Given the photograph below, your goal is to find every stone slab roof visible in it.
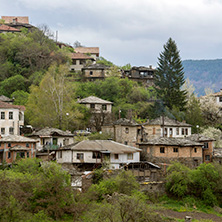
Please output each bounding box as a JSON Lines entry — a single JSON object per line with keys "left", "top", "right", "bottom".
{"left": 213, "top": 148, "right": 222, "bottom": 157}
{"left": 78, "top": 96, "right": 113, "bottom": 104}
{"left": 140, "top": 137, "right": 202, "bottom": 146}
{"left": 113, "top": 118, "right": 139, "bottom": 126}
{"left": 186, "top": 134, "right": 215, "bottom": 142}
{"left": 75, "top": 47, "right": 99, "bottom": 55}
{"left": 60, "top": 140, "right": 141, "bottom": 154}
{"left": 82, "top": 63, "right": 109, "bottom": 70}
{"left": 0, "top": 24, "right": 20, "bottom": 32}
{"left": 0, "top": 135, "right": 37, "bottom": 143}
{"left": 145, "top": 116, "right": 192, "bottom": 127}
{"left": 30, "top": 127, "right": 74, "bottom": 137}
{"left": 0, "top": 95, "right": 13, "bottom": 102}
{"left": 10, "top": 145, "right": 30, "bottom": 151}
{"left": 0, "top": 101, "right": 25, "bottom": 111}
{"left": 70, "top": 52, "right": 95, "bottom": 60}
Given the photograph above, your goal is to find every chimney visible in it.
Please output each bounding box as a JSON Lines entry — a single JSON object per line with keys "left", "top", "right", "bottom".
{"left": 149, "top": 65, "right": 152, "bottom": 69}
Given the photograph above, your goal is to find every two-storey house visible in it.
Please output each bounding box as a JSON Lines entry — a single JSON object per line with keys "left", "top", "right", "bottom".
{"left": 0, "top": 101, "right": 25, "bottom": 136}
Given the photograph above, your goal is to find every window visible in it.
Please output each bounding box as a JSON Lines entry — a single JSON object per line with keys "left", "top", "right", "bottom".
{"left": 194, "top": 148, "right": 197, "bottom": 153}
{"left": 9, "top": 127, "right": 14, "bottom": 135}
{"left": 176, "top": 128, "right": 179, "bottom": 135}
{"left": 114, "top": 154, "right": 119, "bottom": 159}
{"left": 90, "top": 71, "right": 93, "bottom": 75}
{"left": 8, "top": 152, "right": 11, "bottom": 159}
{"left": 124, "top": 141, "right": 128, "bottom": 145}
{"left": 26, "top": 143, "right": 29, "bottom": 148}
{"left": 204, "top": 142, "right": 208, "bottom": 149}
{"left": 205, "top": 155, "right": 210, "bottom": 161}
{"left": 77, "top": 153, "right": 84, "bottom": 160}
{"left": 27, "top": 152, "right": 29, "bottom": 158}
{"left": 182, "top": 128, "right": 185, "bottom": 135}
{"left": 173, "top": 148, "right": 178, "bottom": 153}
{"left": 93, "top": 152, "right": 101, "bottom": 159}
{"left": 164, "top": 128, "right": 167, "bottom": 136}
{"left": 1, "top": 112, "right": 5, "bottom": 119}
{"left": 220, "top": 97, "right": 222, "bottom": 102}
{"left": 160, "top": 147, "right": 165, "bottom": 153}
{"left": 8, "top": 143, "right": 11, "bottom": 148}
{"left": 1, "top": 128, "right": 5, "bottom": 135}
{"left": 80, "top": 60, "right": 85, "bottom": 65}
{"left": 153, "top": 128, "right": 156, "bottom": 135}
{"left": 72, "top": 59, "right": 76, "bottom": 65}
{"left": 127, "top": 153, "right": 133, "bottom": 160}
{"left": 169, "top": 128, "right": 173, "bottom": 136}
{"left": 102, "top": 104, "right": 107, "bottom": 110}
{"left": 90, "top": 104, "right": 95, "bottom": 109}
{"left": 185, "top": 128, "right": 188, "bottom": 135}
{"left": 9, "top": 112, "right": 13, "bottom": 120}
{"left": 59, "top": 151, "right": 62, "bottom": 159}
{"left": 125, "top": 128, "right": 129, "bottom": 134}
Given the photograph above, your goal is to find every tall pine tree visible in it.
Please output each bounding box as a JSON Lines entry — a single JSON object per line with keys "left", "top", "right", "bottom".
{"left": 155, "top": 38, "right": 187, "bottom": 110}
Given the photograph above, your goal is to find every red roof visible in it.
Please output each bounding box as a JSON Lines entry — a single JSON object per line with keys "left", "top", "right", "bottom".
{"left": 70, "top": 52, "right": 95, "bottom": 60}
{"left": 0, "top": 24, "right": 20, "bottom": 32}
{"left": 0, "top": 101, "right": 25, "bottom": 111}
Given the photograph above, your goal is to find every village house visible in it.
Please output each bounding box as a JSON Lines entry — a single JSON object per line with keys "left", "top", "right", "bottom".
{"left": 142, "top": 116, "right": 192, "bottom": 140}
{"left": 138, "top": 137, "right": 203, "bottom": 168}
{"left": 0, "top": 95, "right": 14, "bottom": 104}
{"left": 82, "top": 63, "right": 110, "bottom": 81}
{"left": 0, "top": 135, "right": 37, "bottom": 165}
{"left": 69, "top": 52, "right": 95, "bottom": 72}
{"left": 74, "top": 47, "right": 99, "bottom": 60}
{"left": 78, "top": 96, "right": 113, "bottom": 131}
{"left": 78, "top": 96, "right": 113, "bottom": 114}
{"left": 56, "top": 140, "right": 141, "bottom": 170}
{"left": 1, "top": 16, "right": 35, "bottom": 31}
{"left": 122, "top": 66, "right": 155, "bottom": 86}
{"left": 213, "top": 148, "right": 222, "bottom": 164}
{"left": 28, "top": 127, "right": 74, "bottom": 151}
{"left": 0, "top": 101, "right": 25, "bottom": 136}
{"left": 187, "top": 134, "right": 215, "bottom": 163}
{"left": 102, "top": 118, "right": 140, "bottom": 147}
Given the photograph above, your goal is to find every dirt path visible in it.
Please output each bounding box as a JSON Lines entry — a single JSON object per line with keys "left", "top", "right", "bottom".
{"left": 157, "top": 209, "right": 222, "bottom": 222}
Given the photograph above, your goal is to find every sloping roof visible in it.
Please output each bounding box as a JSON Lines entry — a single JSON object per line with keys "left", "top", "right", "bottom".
{"left": 78, "top": 96, "right": 113, "bottom": 104}
{"left": 0, "top": 135, "right": 37, "bottom": 143}
{"left": 131, "top": 66, "right": 155, "bottom": 71}
{"left": 145, "top": 116, "right": 192, "bottom": 127}
{"left": 140, "top": 137, "right": 202, "bottom": 146}
{"left": 0, "top": 101, "right": 25, "bottom": 111}
{"left": 213, "top": 148, "right": 222, "bottom": 158}
{"left": 60, "top": 140, "right": 141, "bottom": 154}
{"left": 1, "top": 16, "right": 29, "bottom": 24}
{"left": 75, "top": 47, "right": 99, "bottom": 55}
{"left": 113, "top": 118, "right": 139, "bottom": 126}
{"left": 30, "top": 127, "right": 74, "bottom": 137}
{"left": 70, "top": 52, "right": 95, "bottom": 60}
{"left": 10, "top": 145, "right": 30, "bottom": 151}
{"left": 187, "top": 134, "right": 215, "bottom": 142}
{"left": 82, "top": 63, "right": 110, "bottom": 70}
{"left": 0, "top": 24, "right": 20, "bottom": 32}
{"left": 0, "top": 95, "right": 13, "bottom": 102}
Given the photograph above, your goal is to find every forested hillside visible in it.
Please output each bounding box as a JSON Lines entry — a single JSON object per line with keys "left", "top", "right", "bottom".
{"left": 183, "top": 59, "right": 222, "bottom": 96}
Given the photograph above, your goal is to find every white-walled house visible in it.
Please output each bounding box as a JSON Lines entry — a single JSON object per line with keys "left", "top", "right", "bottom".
{"left": 28, "top": 127, "right": 74, "bottom": 151}
{"left": 56, "top": 140, "right": 141, "bottom": 169}
{"left": 0, "top": 101, "right": 25, "bottom": 136}
{"left": 143, "top": 116, "right": 192, "bottom": 139}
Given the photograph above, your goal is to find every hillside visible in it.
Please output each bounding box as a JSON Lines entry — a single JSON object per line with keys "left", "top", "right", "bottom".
{"left": 182, "top": 59, "right": 222, "bottom": 96}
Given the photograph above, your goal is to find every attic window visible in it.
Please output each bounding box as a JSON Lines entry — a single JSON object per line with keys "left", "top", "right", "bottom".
{"left": 114, "top": 154, "right": 119, "bottom": 159}
{"left": 176, "top": 128, "right": 179, "bottom": 135}
{"left": 102, "top": 104, "right": 107, "bottom": 110}
{"left": 173, "top": 148, "right": 178, "bottom": 153}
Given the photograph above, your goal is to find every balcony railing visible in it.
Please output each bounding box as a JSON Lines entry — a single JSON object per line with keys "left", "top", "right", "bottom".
{"left": 43, "top": 144, "right": 60, "bottom": 151}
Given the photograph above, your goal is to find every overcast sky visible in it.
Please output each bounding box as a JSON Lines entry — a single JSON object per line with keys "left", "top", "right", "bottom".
{"left": 1, "top": 0, "right": 222, "bottom": 67}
